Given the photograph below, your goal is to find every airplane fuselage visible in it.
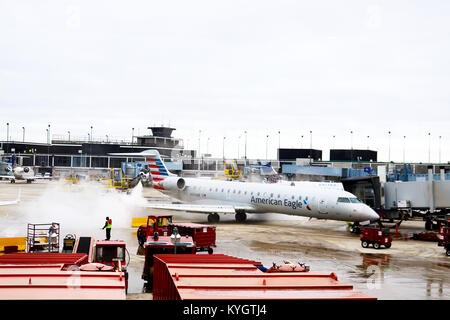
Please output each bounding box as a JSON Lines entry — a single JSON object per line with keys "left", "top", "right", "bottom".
{"left": 160, "top": 177, "right": 378, "bottom": 222}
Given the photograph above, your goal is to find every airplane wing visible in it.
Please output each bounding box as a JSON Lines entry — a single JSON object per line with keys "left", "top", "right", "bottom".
{"left": 0, "top": 175, "right": 14, "bottom": 180}
{"left": 0, "top": 189, "right": 21, "bottom": 206}
{"left": 145, "top": 202, "right": 256, "bottom": 214}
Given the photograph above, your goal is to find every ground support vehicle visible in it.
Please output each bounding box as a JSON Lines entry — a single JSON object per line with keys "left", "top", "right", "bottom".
{"left": 360, "top": 227, "right": 392, "bottom": 249}
{"left": 137, "top": 214, "right": 216, "bottom": 253}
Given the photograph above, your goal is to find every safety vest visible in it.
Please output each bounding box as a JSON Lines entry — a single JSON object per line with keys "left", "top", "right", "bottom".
{"left": 106, "top": 219, "right": 112, "bottom": 229}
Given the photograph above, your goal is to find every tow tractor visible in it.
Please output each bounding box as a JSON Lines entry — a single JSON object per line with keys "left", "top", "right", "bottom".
{"left": 61, "top": 233, "right": 130, "bottom": 291}
{"left": 360, "top": 226, "right": 392, "bottom": 249}
{"left": 137, "top": 214, "right": 216, "bottom": 254}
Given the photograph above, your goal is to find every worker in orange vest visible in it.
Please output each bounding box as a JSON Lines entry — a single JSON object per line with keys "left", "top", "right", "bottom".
{"left": 102, "top": 217, "right": 112, "bottom": 240}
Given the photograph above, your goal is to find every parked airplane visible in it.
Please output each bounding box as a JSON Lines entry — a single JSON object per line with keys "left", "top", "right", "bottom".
{"left": 110, "top": 150, "right": 379, "bottom": 224}
{"left": 0, "top": 166, "right": 51, "bottom": 183}
{"left": 0, "top": 189, "right": 20, "bottom": 206}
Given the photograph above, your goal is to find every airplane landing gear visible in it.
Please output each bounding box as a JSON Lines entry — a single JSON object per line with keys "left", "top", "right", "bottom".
{"left": 349, "top": 222, "right": 361, "bottom": 234}
{"left": 10, "top": 179, "right": 15, "bottom": 184}
{"left": 235, "top": 211, "right": 247, "bottom": 223}
{"left": 207, "top": 213, "right": 220, "bottom": 223}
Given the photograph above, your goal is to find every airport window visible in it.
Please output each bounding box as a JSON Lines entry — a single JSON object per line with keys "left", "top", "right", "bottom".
{"left": 350, "top": 198, "right": 361, "bottom": 203}
{"left": 337, "top": 197, "right": 351, "bottom": 203}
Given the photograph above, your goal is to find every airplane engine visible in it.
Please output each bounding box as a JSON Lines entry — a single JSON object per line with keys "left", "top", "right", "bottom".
{"left": 23, "top": 167, "right": 30, "bottom": 173}
{"left": 159, "top": 177, "right": 186, "bottom": 191}
{"left": 5, "top": 166, "right": 12, "bottom": 172}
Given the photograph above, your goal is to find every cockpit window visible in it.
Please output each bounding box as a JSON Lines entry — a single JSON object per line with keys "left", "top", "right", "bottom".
{"left": 337, "top": 197, "right": 350, "bottom": 203}
{"left": 349, "top": 198, "right": 361, "bottom": 203}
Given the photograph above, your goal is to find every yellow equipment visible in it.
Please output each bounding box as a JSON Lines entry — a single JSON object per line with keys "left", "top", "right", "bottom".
{"left": 106, "top": 168, "right": 130, "bottom": 191}
{"left": 213, "top": 160, "right": 242, "bottom": 180}
{"left": 224, "top": 160, "right": 241, "bottom": 178}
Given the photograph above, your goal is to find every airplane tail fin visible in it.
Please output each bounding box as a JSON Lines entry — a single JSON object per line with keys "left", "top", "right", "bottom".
{"left": 108, "top": 149, "right": 176, "bottom": 186}
{"left": 143, "top": 150, "right": 176, "bottom": 183}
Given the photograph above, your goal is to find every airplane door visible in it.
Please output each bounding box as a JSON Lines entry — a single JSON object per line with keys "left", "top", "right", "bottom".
{"left": 319, "top": 199, "right": 328, "bottom": 213}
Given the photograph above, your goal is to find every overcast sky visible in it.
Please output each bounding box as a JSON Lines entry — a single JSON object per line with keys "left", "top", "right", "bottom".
{"left": 1, "top": 1, "right": 449, "bottom": 162}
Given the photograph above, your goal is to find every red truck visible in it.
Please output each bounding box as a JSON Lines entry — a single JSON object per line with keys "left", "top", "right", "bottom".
{"left": 142, "top": 234, "right": 196, "bottom": 285}
{"left": 137, "top": 214, "right": 216, "bottom": 254}
{"left": 360, "top": 227, "right": 392, "bottom": 249}
{"left": 92, "top": 240, "right": 129, "bottom": 291}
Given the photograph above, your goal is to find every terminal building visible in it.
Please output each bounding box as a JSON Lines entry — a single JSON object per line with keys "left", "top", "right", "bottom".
{"left": 0, "top": 126, "right": 194, "bottom": 176}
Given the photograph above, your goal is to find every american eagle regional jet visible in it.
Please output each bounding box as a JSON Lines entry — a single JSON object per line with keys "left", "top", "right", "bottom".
{"left": 111, "top": 150, "right": 379, "bottom": 224}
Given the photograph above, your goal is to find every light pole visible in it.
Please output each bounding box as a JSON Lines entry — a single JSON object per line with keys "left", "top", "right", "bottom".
{"left": 244, "top": 131, "right": 247, "bottom": 160}
{"left": 106, "top": 135, "right": 109, "bottom": 143}
{"left": 266, "top": 135, "right": 269, "bottom": 160}
{"left": 350, "top": 131, "right": 353, "bottom": 150}
{"left": 367, "top": 136, "right": 370, "bottom": 150}
{"left": 90, "top": 126, "right": 93, "bottom": 142}
{"left": 198, "top": 130, "right": 202, "bottom": 171}
{"left": 6, "top": 123, "right": 9, "bottom": 142}
{"left": 439, "top": 135, "right": 442, "bottom": 163}
{"left": 403, "top": 135, "right": 406, "bottom": 163}
{"left": 388, "top": 131, "right": 391, "bottom": 163}
{"left": 132, "top": 128, "right": 134, "bottom": 144}
{"left": 278, "top": 130, "right": 281, "bottom": 150}
{"left": 238, "top": 135, "right": 241, "bottom": 159}
{"left": 222, "top": 137, "right": 226, "bottom": 160}
{"left": 47, "top": 124, "right": 51, "bottom": 144}
{"left": 22, "top": 127, "right": 25, "bottom": 142}
{"left": 309, "top": 131, "right": 312, "bottom": 149}
{"left": 46, "top": 128, "right": 49, "bottom": 144}
{"left": 300, "top": 135, "right": 304, "bottom": 148}
{"left": 68, "top": 131, "right": 70, "bottom": 141}
{"left": 428, "top": 132, "right": 431, "bottom": 163}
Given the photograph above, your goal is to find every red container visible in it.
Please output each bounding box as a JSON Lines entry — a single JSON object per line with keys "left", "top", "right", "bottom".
{"left": 0, "top": 253, "right": 88, "bottom": 266}
{"left": 152, "top": 254, "right": 376, "bottom": 300}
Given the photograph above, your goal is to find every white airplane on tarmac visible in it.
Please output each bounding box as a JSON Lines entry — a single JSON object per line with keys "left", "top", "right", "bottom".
{"left": 110, "top": 150, "right": 379, "bottom": 225}
{"left": 0, "top": 165, "right": 51, "bottom": 184}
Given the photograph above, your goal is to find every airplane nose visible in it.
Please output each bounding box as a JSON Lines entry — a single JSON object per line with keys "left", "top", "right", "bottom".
{"left": 365, "top": 207, "right": 379, "bottom": 221}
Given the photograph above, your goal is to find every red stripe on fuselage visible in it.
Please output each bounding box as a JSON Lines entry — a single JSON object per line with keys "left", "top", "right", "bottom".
{"left": 154, "top": 185, "right": 165, "bottom": 190}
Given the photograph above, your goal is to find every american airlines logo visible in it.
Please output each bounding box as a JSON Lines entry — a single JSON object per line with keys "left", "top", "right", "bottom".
{"left": 250, "top": 196, "right": 304, "bottom": 210}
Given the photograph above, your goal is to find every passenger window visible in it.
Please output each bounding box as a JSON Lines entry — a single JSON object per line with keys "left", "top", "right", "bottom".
{"left": 270, "top": 193, "right": 273, "bottom": 197}
{"left": 277, "top": 194, "right": 280, "bottom": 198}
{"left": 233, "top": 190, "right": 236, "bottom": 193}
{"left": 238, "top": 190, "right": 241, "bottom": 194}
{"left": 257, "top": 192, "right": 260, "bottom": 196}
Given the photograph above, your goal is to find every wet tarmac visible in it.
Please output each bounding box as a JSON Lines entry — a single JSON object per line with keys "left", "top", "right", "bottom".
{"left": 1, "top": 180, "right": 449, "bottom": 300}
